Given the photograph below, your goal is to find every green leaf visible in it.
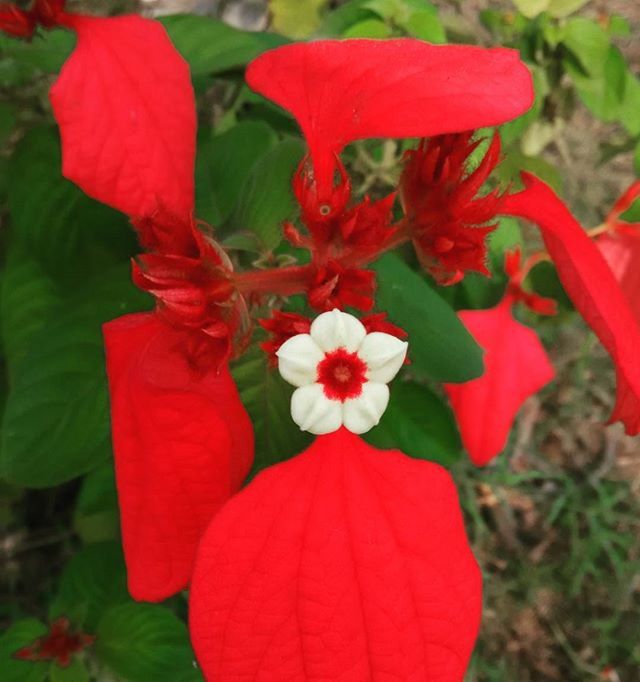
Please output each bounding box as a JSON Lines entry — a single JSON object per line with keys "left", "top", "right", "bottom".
{"left": 317, "top": 0, "right": 377, "bottom": 36}
{"left": 570, "top": 46, "right": 627, "bottom": 122}
{"left": 96, "top": 604, "right": 200, "bottom": 682}
{"left": 270, "top": 0, "right": 329, "bottom": 38}
{"left": 547, "top": 0, "right": 590, "bottom": 18}
{"left": 0, "top": 101, "right": 15, "bottom": 147}
{"left": 196, "top": 122, "right": 278, "bottom": 226}
{"left": 0, "top": 618, "right": 48, "bottom": 682}
{"left": 402, "top": 9, "right": 446, "bottom": 43}
{"left": 160, "top": 14, "right": 287, "bottom": 77}
{"left": 342, "top": 18, "right": 391, "bottom": 38}
{"left": 0, "top": 28, "right": 74, "bottom": 74}
{"left": 561, "top": 17, "right": 610, "bottom": 77}
{"left": 1, "top": 242, "right": 60, "bottom": 375}
{"left": 366, "top": 381, "right": 462, "bottom": 465}
{"left": 227, "top": 138, "right": 304, "bottom": 251}
{"left": 49, "top": 659, "right": 90, "bottom": 682}
{"left": 231, "top": 346, "right": 311, "bottom": 474}
{"left": 372, "top": 254, "right": 484, "bottom": 383}
{"left": 490, "top": 217, "right": 523, "bottom": 259}
{"left": 511, "top": 0, "right": 550, "bottom": 19}
{"left": 7, "top": 128, "right": 136, "bottom": 283}
{"left": 50, "top": 542, "right": 129, "bottom": 632}
{"left": 0, "top": 268, "right": 151, "bottom": 487}
{"left": 73, "top": 462, "right": 119, "bottom": 544}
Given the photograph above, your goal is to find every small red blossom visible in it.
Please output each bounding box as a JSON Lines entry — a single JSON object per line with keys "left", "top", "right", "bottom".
{"left": 308, "top": 261, "right": 376, "bottom": 312}
{"left": 259, "top": 311, "right": 311, "bottom": 364}
{"left": 132, "top": 226, "right": 249, "bottom": 369}
{"left": 504, "top": 249, "right": 557, "bottom": 315}
{"left": 401, "top": 132, "right": 502, "bottom": 285}
{"left": 14, "top": 617, "right": 94, "bottom": 668}
{"left": 317, "top": 347, "right": 368, "bottom": 401}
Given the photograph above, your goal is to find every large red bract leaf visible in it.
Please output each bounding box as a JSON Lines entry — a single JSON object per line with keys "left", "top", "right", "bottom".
{"left": 190, "top": 428, "right": 481, "bottom": 681}
{"left": 50, "top": 15, "right": 196, "bottom": 245}
{"left": 503, "top": 174, "right": 640, "bottom": 434}
{"left": 246, "top": 39, "right": 533, "bottom": 199}
{"left": 103, "top": 312, "right": 254, "bottom": 602}
{"left": 444, "top": 300, "right": 555, "bottom": 466}
{"left": 598, "top": 231, "right": 640, "bottom": 322}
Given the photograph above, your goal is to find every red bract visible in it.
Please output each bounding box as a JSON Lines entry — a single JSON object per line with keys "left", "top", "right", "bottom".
{"left": 597, "top": 181, "right": 640, "bottom": 322}
{"left": 50, "top": 14, "right": 197, "bottom": 247}
{"left": 103, "top": 313, "right": 254, "bottom": 602}
{"left": 503, "top": 174, "right": 640, "bottom": 435}
{"left": 190, "top": 428, "right": 481, "bottom": 681}
{"left": 445, "top": 298, "right": 555, "bottom": 466}
{"left": 246, "top": 39, "right": 533, "bottom": 203}
{"left": 14, "top": 617, "right": 94, "bottom": 668}
{"left": 504, "top": 249, "right": 558, "bottom": 316}
{"left": 401, "top": 133, "right": 502, "bottom": 285}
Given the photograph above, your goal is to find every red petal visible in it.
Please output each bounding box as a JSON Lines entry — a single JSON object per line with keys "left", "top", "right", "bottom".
{"left": 445, "top": 299, "right": 555, "bottom": 466}
{"left": 503, "top": 174, "right": 640, "bottom": 435}
{"left": 50, "top": 15, "right": 196, "bottom": 230}
{"left": 103, "top": 313, "right": 254, "bottom": 602}
{"left": 598, "top": 231, "right": 640, "bottom": 322}
{"left": 190, "top": 428, "right": 481, "bottom": 680}
{"left": 246, "top": 40, "right": 533, "bottom": 198}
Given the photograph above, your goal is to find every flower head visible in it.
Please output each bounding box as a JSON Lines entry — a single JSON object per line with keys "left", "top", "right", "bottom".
{"left": 277, "top": 309, "right": 407, "bottom": 434}
{"left": 401, "top": 132, "right": 502, "bottom": 285}
{"left": 14, "top": 618, "right": 94, "bottom": 668}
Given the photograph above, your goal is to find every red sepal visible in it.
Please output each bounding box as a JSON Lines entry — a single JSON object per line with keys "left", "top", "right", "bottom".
{"left": 259, "top": 311, "right": 312, "bottom": 365}
{"left": 50, "top": 15, "right": 196, "bottom": 234}
{"left": 14, "top": 617, "right": 94, "bottom": 668}
{"left": 190, "top": 428, "right": 481, "bottom": 680}
{"left": 445, "top": 299, "right": 555, "bottom": 466}
{"left": 247, "top": 40, "right": 533, "bottom": 200}
{"left": 308, "top": 262, "right": 375, "bottom": 312}
{"left": 503, "top": 174, "right": 640, "bottom": 435}
{"left": 103, "top": 312, "right": 254, "bottom": 602}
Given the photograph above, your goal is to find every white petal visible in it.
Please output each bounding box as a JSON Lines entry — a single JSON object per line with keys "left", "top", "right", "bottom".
{"left": 277, "top": 334, "right": 324, "bottom": 387}
{"left": 309, "top": 309, "right": 366, "bottom": 353}
{"left": 343, "top": 382, "right": 389, "bottom": 434}
{"left": 291, "top": 384, "right": 343, "bottom": 435}
{"left": 359, "top": 332, "right": 408, "bottom": 384}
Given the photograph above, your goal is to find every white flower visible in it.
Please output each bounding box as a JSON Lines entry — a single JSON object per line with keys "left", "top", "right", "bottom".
{"left": 277, "top": 309, "right": 408, "bottom": 435}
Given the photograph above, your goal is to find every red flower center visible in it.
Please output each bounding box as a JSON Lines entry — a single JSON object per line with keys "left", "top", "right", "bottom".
{"left": 317, "top": 348, "right": 367, "bottom": 401}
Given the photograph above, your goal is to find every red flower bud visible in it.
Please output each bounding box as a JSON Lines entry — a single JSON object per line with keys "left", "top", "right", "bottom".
{"left": 401, "top": 132, "right": 502, "bottom": 285}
